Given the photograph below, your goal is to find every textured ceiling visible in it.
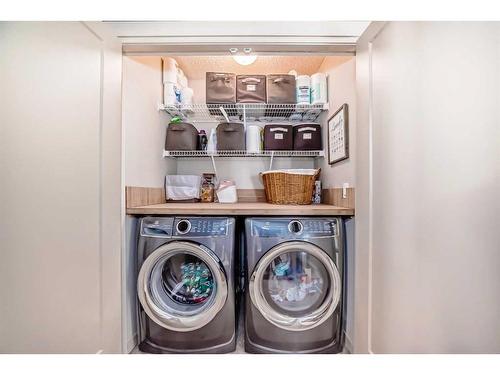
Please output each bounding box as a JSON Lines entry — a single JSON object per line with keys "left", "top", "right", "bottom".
{"left": 173, "top": 55, "right": 330, "bottom": 79}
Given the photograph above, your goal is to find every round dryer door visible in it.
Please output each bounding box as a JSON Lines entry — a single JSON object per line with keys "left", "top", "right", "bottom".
{"left": 249, "top": 241, "right": 341, "bottom": 331}
{"left": 137, "top": 241, "right": 228, "bottom": 332}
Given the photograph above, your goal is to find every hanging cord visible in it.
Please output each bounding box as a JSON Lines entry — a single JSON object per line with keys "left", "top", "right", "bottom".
{"left": 210, "top": 154, "right": 218, "bottom": 186}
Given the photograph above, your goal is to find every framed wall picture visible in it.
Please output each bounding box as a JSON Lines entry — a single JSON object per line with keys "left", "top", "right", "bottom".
{"left": 327, "top": 103, "right": 349, "bottom": 165}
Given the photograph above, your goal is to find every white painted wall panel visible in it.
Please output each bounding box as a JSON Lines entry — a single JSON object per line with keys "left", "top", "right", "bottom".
{"left": 368, "top": 22, "right": 500, "bottom": 353}
{"left": 177, "top": 157, "right": 314, "bottom": 189}
{"left": 123, "top": 56, "right": 176, "bottom": 187}
{"left": 315, "top": 57, "right": 357, "bottom": 188}
{"left": 0, "top": 22, "right": 103, "bottom": 353}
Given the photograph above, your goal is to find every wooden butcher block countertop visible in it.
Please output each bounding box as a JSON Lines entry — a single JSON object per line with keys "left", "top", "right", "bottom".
{"left": 126, "top": 202, "right": 354, "bottom": 216}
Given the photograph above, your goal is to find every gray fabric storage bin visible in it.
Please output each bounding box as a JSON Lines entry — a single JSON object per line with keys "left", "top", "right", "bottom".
{"left": 266, "top": 74, "right": 296, "bottom": 104}
{"left": 237, "top": 75, "right": 266, "bottom": 103}
{"left": 165, "top": 122, "right": 198, "bottom": 151}
{"left": 206, "top": 72, "right": 237, "bottom": 116}
{"left": 216, "top": 122, "right": 245, "bottom": 150}
{"left": 206, "top": 72, "right": 236, "bottom": 103}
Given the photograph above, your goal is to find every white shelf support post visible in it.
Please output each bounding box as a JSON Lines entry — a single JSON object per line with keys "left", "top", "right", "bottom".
{"left": 210, "top": 154, "right": 218, "bottom": 180}
{"left": 269, "top": 151, "right": 275, "bottom": 170}
{"left": 243, "top": 104, "right": 247, "bottom": 129}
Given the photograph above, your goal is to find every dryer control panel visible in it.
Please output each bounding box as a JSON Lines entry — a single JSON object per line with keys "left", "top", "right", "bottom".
{"left": 250, "top": 218, "right": 338, "bottom": 238}
{"left": 174, "top": 218, "right": 228, "bottom": 236}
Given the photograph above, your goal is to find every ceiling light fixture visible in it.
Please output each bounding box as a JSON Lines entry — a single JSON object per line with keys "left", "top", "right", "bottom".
{"left": 233, "top": 55, "right": 257, "bottom": 66}
{"left": 231, "top": 47, "right": 257, "bottom": 66}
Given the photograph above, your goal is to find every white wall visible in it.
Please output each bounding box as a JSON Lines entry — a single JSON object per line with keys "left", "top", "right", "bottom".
{"left": 177, "top": 157, "right": 314, "bottom": 189}
{"left": 0, "top": 22, "right": 123, "bottom": 353}
{"left": 315, "top": 57, "right": 357, "bottom": 189}
{"left": 177, "top": 77, "right": 315, "bottom": 189}
{"left": 357, "top": 22, "right": 500, "bottom": 353}
{"left": 123, "top": 56, "right": 176, "bottom": 187}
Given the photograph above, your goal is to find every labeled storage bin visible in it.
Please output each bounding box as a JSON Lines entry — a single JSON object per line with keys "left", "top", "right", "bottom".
{"left": 165, "top": 122, "right": 198, "bottom": 151}
{"left": 264, "top": 124, "right": 293, "bottom": 150}
{"left": 206, "top": 72, "right": 237, "bottom": 116}
{"left": 266, "top": 74, "right": 296, "bottom": 104}
{"left": 165, "top": 175, "right": 201, "bottom": 202}
{"left": 260, "top": 169, "right": 321, "bottom": 205}
{"left": 293, "top": 123, "right": 322, "bottom": 150}
{"left": 216, "top": 122, "right": 245, "bottom": 150}
{"left": 237, "top": 75, "right": 266, "bottom": 103}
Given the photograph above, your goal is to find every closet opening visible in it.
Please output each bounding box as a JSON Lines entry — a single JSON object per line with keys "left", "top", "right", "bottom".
{"left": 122, "top": 50, "right": 357, "bottom": 354}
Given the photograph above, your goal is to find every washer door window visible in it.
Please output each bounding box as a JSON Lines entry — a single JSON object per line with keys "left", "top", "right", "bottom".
{"left": 138, "top": 241, "right": 228, "bottom": 332}
{"left": 249, "top": 241, "right": 341, "bottom": 331}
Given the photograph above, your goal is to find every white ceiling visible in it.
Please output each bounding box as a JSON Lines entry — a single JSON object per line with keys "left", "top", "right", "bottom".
{"left": 174, "top": 55, "right": 352, "bottom": 79}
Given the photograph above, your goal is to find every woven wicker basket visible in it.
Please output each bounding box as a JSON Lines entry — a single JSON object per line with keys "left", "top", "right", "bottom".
{"left": 260, "top": 169, "right": 321, "bottom": 205}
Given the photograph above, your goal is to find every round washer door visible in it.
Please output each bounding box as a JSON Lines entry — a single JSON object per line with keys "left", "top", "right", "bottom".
{"left": 137, "top": 241, "right": 228, "bottom": 332}
{"left": 249, "top": 241, "right": 341, "bottom": 331}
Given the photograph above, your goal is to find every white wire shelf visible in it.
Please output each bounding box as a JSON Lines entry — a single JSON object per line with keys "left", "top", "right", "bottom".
{"left": 158, "top": 103, "right": 329, "bottom": 123}
{"left": 163, "top": 150, "right": 325, "bottom": 158}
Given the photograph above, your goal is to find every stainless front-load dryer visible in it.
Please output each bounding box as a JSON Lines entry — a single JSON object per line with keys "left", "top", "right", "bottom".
{"left": 244, "top": 217, "right": 345, "bottom": 353}
{"left": 137, "top": 216, "right": 236, "bottom": 353}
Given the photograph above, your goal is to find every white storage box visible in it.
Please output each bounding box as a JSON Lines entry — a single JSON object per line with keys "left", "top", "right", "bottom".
{"left": 165, "top": 175, "right": 201, "bottom": 201}
{"left": 216, "top": 180, "right": 238, "bottom": 203}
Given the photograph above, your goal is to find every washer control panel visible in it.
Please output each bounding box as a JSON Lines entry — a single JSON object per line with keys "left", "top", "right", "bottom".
{"left": 303, "top": 219, "right": 337, "bottom": 236}
{"left": 251, "top": 218, "right": 337, "bottom": 237}
{"left": 173, "top": 218, "right": 228, "bottom": 236}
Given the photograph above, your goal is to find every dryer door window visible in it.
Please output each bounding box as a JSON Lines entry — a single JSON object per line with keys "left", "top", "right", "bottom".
{"left": 249, "top": 241, "right": 341, "bottom": 331}
{"left": 137, "top": 241, "right": 228, "bottom": 332}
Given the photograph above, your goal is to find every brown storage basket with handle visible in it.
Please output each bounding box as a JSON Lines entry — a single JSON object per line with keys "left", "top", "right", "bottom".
{"left": 237, "top": 75, "right": 266, "bottom": 103}
{"left": 266, "top": 74, "right": 296, "bottom": 104}
{"left": 165, "top": 122, "right": 198, "bottom": 151}
{"left": 206, "top": 72, "right": 237, "bottom": 116}
{"left": 216, "top": 122, "right": 245, "bottom": 150}
{"left": 264, "top": 124, "right": 293, "bottom": 150}
{"left": 293, "top": 123, "right": 322, "bottom": 150}
{"left": 260, "top": 169, "right": 320, "bottom": 205}
{"left": 206, "top": 72, "right": 236, "bottom": 104}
